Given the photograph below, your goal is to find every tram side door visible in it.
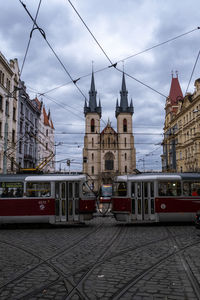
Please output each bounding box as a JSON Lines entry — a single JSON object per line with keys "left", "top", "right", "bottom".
{"left": 55, "top": 181, "right": 68, "bottom": 222}
{"left": 136, "top": 182, "right": 155, "bottom": 221}
{"left": 67, "top": 181, "right": 79, "bottom": 222}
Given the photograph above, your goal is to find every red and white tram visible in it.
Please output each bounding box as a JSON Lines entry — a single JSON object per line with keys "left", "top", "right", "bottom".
{"left": 0, "top": 174, "right": 96, "bottom": 224}
{"left": 112, "top": 173, "right": 200, "bottom": 223}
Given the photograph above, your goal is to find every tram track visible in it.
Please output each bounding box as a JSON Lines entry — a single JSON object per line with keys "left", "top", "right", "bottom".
{"left": 109, "top": 227, "right": 200, "bottom": 300}
{"left": 0, "top": 221, "right": 199, "bottom": 299}
{"left": 0, "top": 222, "right": 105, "bottom": 299}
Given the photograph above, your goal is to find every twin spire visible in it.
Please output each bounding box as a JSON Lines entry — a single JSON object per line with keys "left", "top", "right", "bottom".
{"left": 84, "top": 71, "right": 134, "bottom": 117}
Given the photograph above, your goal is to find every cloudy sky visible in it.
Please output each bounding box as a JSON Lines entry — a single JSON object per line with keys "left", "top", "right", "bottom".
{"left": 1, "top": 0, "right": 200, "bottom": 171}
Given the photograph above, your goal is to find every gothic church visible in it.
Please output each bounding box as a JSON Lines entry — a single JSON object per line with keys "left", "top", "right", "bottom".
{"left": 83, "top": 72, "right": 136, "bottom": 191}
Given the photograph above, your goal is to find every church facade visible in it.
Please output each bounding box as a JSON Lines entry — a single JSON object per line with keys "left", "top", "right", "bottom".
{"left": 83, "top": 72, "right": 136, "bottom": 191}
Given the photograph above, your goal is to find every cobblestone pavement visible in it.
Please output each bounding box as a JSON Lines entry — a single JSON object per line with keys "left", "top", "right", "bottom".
{"left": 0, "top": 217, "right": 200, "bottom": 299}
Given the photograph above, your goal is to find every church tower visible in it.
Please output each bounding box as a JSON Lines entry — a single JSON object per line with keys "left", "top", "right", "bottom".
{"left": 115, "top": 73, "right": 136, "bottom": 173}
{"left": 83, "top": 72, "right": 102, "bottom": 190}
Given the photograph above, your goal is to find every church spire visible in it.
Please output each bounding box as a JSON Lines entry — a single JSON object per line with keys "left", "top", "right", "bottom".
{"left": 115, "top": 72, "right": 134, "bottom": 117}
{"left": 84, "top": 72, "right": 102, "bottom": 117}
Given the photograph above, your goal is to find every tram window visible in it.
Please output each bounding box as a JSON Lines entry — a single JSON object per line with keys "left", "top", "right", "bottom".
{"left": 137, "top": 184, "right": 141, "bottom": 198}
{"left": 113, "top": 182, "right": 127, "bottom": 196}
{"left": 132, "top": 199, "right": 135, "bottom": 214}
{"left": 145, "top": 198, "right": 148, "bottom": 214}
{"left": 183, "top": 182, "right": 200, "bottom": 196}
{"left": 61, "top": 183, "right": 65, "bottom": 199}
{"left": 82, "top": 182, "right": 92, "bottom": 196}
{"left": 131, "top": 183, "right": 135, "bottom": 197}
{"left": 150, "top": 182, "right": 154, "bottom": 197}
{"left": 0, "top": 182, "right": 23, "bottom": 198}
{"left": 75, "top": 182, "right": 79, "bottom": 198}
{"left": 138, "top": 198, "right": 141, "bottom": 214}
{"left": 151, "top": 199, "right": 155, "bottom": 214}
{"left": 26, "top": 182, "right": 51, "bottom": 197}
{"left": 69, "top": 183, "right": 73, "bottom": 198}
{"left": 55, "top": 183, "right": 59, "bottom": 199}
{"left": 144, "top": 183, "right": 148, "bottom": 198}
{"left": 158, "top": 181, "right": 181, "bottom": 196}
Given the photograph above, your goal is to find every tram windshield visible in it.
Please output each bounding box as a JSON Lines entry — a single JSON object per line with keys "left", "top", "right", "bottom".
{"left": 82, "top": 182, "right": 93, "bottom": 196}
{"left": 0, "top": 182, "right": 23, "bottom": 198}
{"left": 113, "top": 182, "right": 127, "bottom": 196}
{"left": 158, "top": 181, "right": 181, "bottom": 196}
{"left": 26, "top": 182, "right": 51, "bottom": 197}
{"left": 100, "top": 184, "right": 112, "bottom": 199}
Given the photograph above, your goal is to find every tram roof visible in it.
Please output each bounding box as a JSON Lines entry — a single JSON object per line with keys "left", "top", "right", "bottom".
{"left": 25, "top": 174, "right": 86, "bottom": 182}
{"left": 114, "top": 173, "right": 200, "bottom": 182}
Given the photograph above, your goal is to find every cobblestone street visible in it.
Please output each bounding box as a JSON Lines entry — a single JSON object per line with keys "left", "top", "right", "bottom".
{"left": 0, "top": 217, "right": 200, "bottom": 299}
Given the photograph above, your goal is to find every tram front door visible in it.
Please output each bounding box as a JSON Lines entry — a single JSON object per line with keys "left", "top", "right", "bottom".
{"left": 132, "top": 181, "right": 155, "bottom": 221}
{"left": 55, "top": 181, "right": 79, "bottom": 222}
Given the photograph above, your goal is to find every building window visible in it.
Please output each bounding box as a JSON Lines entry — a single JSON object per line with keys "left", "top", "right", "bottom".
{"left": 5, "top": 101, "right": 9, "bottom": 116}
{"left": 21, "top": 103, "right": 24, "bottom": 114}
{"left": 91, "top": 166, "right": 94, "bottom": 174}
{"left": 92, "top": 138, "right": 94, "bottom": 147}
{"left": 92, "top": 153, "right": 94, "bottom": 160}
{"left": 11, "top": 157, "right": 14, "bottom": 171}
{"left": 0, "top": 95, "right": 2, "bottom": 110}
{"left": 19, "top": 141, "right": 22, "bottom": 154}
{"left": 13, "top": 107, "right": 16, "bottom": 121}
{"left": 108, "top": 137, "right": 110, "bottom": 148}
{"left": 105, "top": 152, "right": 114, "bottom": 171}
{"left": 123, "top": 119, "right": 127, "bottom": 132}
{"left": 124, "top": 137, "right": 127, "bottom": 147}
{"left": 20, "top": 121, "right": 23, "bottom": 134}
{"left": 91, "top": 119, "right": 95, "bottom": 132}
{"left": 46, "top": 143, "right": 48, "bottom": 150}
{"left": 125, "top": 153, "right": 127, "bottom": 160}
{"left": 46, "top": 129, "right": 48, "bottom": 136}
{"left": 125, "top": 166, "right": 127, "bottom": 173}
{"left": 12, "top": 130, "right": 15, "bottom": 143}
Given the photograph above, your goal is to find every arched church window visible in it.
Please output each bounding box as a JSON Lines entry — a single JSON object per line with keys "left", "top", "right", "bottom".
{"left": 92, "top": 153, "right": 94, "bottom": 160}
{"left": 105, "top": 152, "right": 114, "bottom": 170}
{"left": 123, "top": 119, "right": 127, "bottom": 132}
{"left": 91, "top": 119, "right": 95, "bottom": 132}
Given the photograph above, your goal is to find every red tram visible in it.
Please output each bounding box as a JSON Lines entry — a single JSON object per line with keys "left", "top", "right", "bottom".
{"left": 112, "top": 173, "right": 200, "bottom": 223}
{"left": 0, "top": 174, "right": 96, "bottom": 224}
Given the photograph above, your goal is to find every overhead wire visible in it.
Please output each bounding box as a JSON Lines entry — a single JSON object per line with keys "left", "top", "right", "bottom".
{"left": 20, "top": 0, "right": 42, "bottom": 76}
{"left": 19, "top": 0, "right": 88, "bottom": 101}
{"left": 185, "top": 49, "right": 200, "bottom": 94}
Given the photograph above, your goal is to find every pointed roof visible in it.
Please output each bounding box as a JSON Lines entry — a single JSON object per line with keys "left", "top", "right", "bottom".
{"left": 115, "top": 73, "right": 134, "bottom": 117}
{"left": 89, "top": 71, "right": 97, "bottom": 110}
{"left": 43, "top": 107, "right": 50, "bottom": 126}
{"left": 84, "top": 72, "right": 102, "bottom": 117}
{"left": 120, "top": 72, "right": 128, "bottom": 109}
{"left": 169, "top": 74, "right": 183, "bottom": 105}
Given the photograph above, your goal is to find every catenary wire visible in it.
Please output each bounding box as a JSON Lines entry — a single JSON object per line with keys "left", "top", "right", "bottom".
{"left": 20, "top": 0, "right": 42, "bottom": 76}
{"left": 19, "top": 0, "right": 88, "bottom": 101}
{"left": 185, "top": 49, "right": 200, "bottom": 94}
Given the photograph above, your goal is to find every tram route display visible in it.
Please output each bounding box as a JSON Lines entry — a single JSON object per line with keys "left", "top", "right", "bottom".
{"left": 112, "top": 173, "right": 200, "bottom": 223}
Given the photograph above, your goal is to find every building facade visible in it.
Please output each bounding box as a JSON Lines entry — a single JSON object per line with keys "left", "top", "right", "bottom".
{"left": 37, "top": 102, "right": 55, "bottom": 173}
{"left": 0, "top": 52, "right": 19, "bottom": 174}
{"left": 17, "top": 81, "right": 41, "bottom": 170}
{"left": 83, "top": 72, "right": 136, "bottom": 191}
{"left": 162, "top": 75, "right": 200, "bottom": 172}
